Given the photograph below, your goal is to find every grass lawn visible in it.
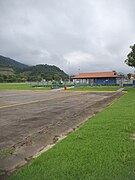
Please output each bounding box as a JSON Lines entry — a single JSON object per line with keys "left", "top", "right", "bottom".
{"left": 9, "top": 88, "right": 135, "bottom": 180}
{"left": 0, "top": 83, "right": 50, "bottom": 90}
{"left": 68, "top": 85, "right": 120, "bottom": 91}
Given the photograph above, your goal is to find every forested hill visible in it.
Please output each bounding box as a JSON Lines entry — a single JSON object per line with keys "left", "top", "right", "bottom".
{"left": 0, "top": 55, "right": 68, "bottom": 82}
{"left": 25, "top": 64, "right": 68, "bottom": 81}
{"left": 0, "top": 55, "right": 29, "bottom": 71}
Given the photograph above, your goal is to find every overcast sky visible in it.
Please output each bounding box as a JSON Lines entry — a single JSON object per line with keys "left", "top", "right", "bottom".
{"left": 0, "top": 0, "right": 135, "bottom": 74}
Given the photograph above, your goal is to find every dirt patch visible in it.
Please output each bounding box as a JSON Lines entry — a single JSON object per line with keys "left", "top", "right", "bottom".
{"left": 132, "top": 133, "right": 135, "bottom": 140}
{"left": 0, "top": 147, "right": 15, "bottom": 159}
{"left": 0, "top": 90, "right": 123, "bottom": 175}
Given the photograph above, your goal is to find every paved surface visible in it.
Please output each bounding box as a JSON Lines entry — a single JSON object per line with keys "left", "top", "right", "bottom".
{"left": 0, "top": 90, "right": 122, "bottom": 173}
{"left": 116, "top": 88, "right": 124, "bottom": 92}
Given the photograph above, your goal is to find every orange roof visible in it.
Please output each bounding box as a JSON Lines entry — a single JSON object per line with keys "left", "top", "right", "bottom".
{"left": 72, "top": 72, "right": 119, "bottom": 79}
{"left": 131, "top": 74, "right": 135, "bottom": 77}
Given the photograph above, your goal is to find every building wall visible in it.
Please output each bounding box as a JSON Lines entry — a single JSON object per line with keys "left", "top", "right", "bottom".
{"left": 95, "top": 78, "right": 116, "bottom": 85}
{"left": 75, "top": 78, "right": 117, "bottom": 85}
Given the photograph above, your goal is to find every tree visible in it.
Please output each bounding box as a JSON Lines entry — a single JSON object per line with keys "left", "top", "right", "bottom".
{"left": 125, "top": 44, "right": 135, "bottom": 67}
{"left": 127, "top": 73, "right": 132, "bottom": 80}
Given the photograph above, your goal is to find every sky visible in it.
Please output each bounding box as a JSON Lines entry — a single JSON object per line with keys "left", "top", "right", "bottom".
{"left": 0, "top": 0, "right": 135, "bottom": 75}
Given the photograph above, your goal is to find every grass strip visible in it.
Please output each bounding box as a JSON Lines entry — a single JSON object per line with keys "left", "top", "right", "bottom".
{"left": 0, "top": 83, "right": 50, "bottom": 90}
{"left": 9, "top": 88, "right": 135, "bottom": 180}
{"left": 68, "top": 86, "right": 120, "bottom": 91}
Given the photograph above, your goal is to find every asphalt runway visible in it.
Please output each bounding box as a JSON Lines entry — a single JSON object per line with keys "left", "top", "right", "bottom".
{"left": 0, "top": 90, "right": 122, "bottom": 173}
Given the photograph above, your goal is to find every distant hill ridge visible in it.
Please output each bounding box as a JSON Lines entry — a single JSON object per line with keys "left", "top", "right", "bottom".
{"left": 0, "top": 55, "right": 29, "bottom": 71}
{"left": 0, "top": 55, "right": 68, "bottom": 82}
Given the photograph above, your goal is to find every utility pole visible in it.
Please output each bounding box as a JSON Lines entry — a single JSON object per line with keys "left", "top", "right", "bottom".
{"left": 68, "top": 61, "right": 70, "bottom": 83}
{"left": 78, "top": 66, "right": 80, "bottom": 74}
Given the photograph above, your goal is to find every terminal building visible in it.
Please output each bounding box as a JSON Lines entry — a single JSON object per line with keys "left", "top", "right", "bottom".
{"left": 72, "top": 71, "right": 121, "bottom": 86}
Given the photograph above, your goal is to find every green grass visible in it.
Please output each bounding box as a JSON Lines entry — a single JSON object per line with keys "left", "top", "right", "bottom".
{"left": 9, "top": 88, "right": 135, "bottom": 180}
{"left": 0, "top": 83, "right": 50, "bottom": 90}
{"left": 68, "top": 85, "right": 120, "bottom": 91}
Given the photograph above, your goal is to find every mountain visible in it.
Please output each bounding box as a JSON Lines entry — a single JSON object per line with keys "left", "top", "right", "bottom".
{"left": 0, "top": 55, "right": 29, "bottom": 71}
{"left": 0, "top": 55, "right": 68, "bottom": 82}
{"left": 23, "top": 64, "right": 68, "bottom": 81}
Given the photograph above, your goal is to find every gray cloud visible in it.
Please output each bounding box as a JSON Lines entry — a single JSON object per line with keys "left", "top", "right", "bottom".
{"left": 0, "top": 0, "right": 135, "bottom": 74}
